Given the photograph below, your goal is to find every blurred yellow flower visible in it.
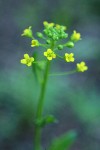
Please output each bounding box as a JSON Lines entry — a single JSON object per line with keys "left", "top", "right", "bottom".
{"left": 21, "top": 26, "right": 33, "bottom": 38}
{"left": 44, "top": 49, "right": 56, "bottom": 60}
{"left": 43, "top": 21, "right": 55, "bottom": 27}
{"left": 55, "top": 24, "right": 67, "bottom": 30}
{"left": 55, "top": 24, "right": 61, "bottom": 29}
{"left": 65, "top": 53, "right": 75, "bottom": 62}
{"left": 31, "top": 40, "right": 39, "bottom": 47}
{"left": 71, "top": 30, "right": 81, "bottom": 42}
{"left": 20, "top": 54, "right": 34, "bottom": 67}
{"left": 77, "top": 61, "right": 88, "bottom": 72}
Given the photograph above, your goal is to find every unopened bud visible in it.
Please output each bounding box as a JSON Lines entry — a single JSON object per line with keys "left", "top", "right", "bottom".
{"left": 66, "top": 41, "right": 74, "bottom": 48}
{"left": 58, "top": 45, "right": 64, "bottom": 50}
{"left": 36, "top": 32, "right": 43, "bottom": 38}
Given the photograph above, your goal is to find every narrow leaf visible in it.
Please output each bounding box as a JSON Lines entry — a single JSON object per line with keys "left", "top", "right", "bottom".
{"left": 48, "top": 130, "right": 77, "bottom": 150}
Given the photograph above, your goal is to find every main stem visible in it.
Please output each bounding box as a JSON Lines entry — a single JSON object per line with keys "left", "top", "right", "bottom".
{"left": 34, "top": 61, "right": 50, "bottom": 150}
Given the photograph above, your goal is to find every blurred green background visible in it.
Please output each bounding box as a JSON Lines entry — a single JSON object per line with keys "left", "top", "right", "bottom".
{"left": 0, "top": 0, "right": 100, "bottom": 149}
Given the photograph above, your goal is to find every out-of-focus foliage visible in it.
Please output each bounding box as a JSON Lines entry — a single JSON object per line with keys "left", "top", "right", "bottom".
{"left": 0, "top": 68, "right": 100, "bottom": 149}
{"left": 48, "top": 130, "right": 77, "bottom": 150}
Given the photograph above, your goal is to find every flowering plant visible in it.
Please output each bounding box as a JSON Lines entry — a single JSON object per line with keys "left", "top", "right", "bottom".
{"left": 20, "top": 21, "right": 88, "bottom": 150}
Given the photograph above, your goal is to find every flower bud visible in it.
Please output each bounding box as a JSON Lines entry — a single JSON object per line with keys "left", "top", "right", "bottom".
{"left": 36, "top": 32, "right": 43, "bottom": 38}
{"left": 66, "top": 41, "right": 74, "bottom": 48}
{"left": 48, "top": 33, "right": 52, "bottom": 38}
{"left": 53, "top": 35, "right": 58, "bottom": 40}
{"left": 58, "top": 45, "right": 64, "bottom": 50}
{"left": 46, "top": 40, "right": 51, "bottom": 44}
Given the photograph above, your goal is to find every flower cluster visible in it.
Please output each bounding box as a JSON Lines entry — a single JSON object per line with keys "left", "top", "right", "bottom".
{"left": 20, "top": 21, "right": 88, "bottom": 73}
{"left": 43, "top": 21, "right": 68, "bottom": 41}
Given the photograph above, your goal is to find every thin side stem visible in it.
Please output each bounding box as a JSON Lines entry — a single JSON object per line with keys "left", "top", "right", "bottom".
{"left": 49, "top": 70, "right": 77, "bottom": 76}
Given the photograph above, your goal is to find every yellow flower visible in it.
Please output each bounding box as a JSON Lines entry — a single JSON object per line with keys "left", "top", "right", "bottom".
{"left": 55, "top": 24, "right": 67, "bottom": 30}
{"left": 71, "top": 30, "right": 81, "bottom": 42}
{"left": 21, "top": 26, "right": 33, "bottom": 38}
{"left": 20, "top": 54, "right": 34, "bottom": 67}
{"left": 55, "top": 24, "right": 61, "bottom": 29}
{"left": 65, "top": 53, "right": 75, "bottom": 62}
{"left": 62, "top": 26, "right": 67, "bottom": 31}
{"left": 31, "top": 40, "right": 39, "bottom": 47}
{"left": 43, "top": 21, "right": 55, "bottom": 28}
{"left": 44, "top": 49, "right": 56, "bottom": 61}
{"left": 77, "top": 61, "right": 88, "bottom": 72}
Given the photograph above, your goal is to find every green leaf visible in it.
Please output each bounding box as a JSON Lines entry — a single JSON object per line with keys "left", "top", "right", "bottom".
{"left": 48, "top": 130, "right": 77, "bottom": 150}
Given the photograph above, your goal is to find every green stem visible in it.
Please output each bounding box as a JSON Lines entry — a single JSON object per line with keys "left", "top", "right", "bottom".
{"left": 49, "top": 70, "right": 77, "bottom": 76}
{"left": 56, "top": 53, "right": 64, "bottom": 59}
{"left": 34, "top": 61, "right": 50, "bottom": 150}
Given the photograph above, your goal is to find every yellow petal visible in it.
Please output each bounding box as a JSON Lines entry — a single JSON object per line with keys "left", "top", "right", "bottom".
{"left": 27, "top": 62, "right": 32, "bottom": 67}
{"left": 30, "top": 57, "right": 34, "bottom": 62}
{"left": 70, "top": 53, "right": 74, "bottom": 57}
{"left": 56, "top": 24, "right": 61, "bottom": 29}
{"left": 47, "top": 49, "right": 52, "bottom": 53}
{"left": 47, "top": 57, "right": 52, "bottom": 60}
{"left": 31, "top": 40, "right": 38, "bottom": 47}
{"left": 71, "top": 58, "right": 75, "bottom": 62}
{"left": 31, "top": 44, "right": 35, "bottom": 47}
{"left": 77, "top": 63, "right": 80, "bottom": 67}
{"left": 43, "top": 21, "right": 48, "bottom": 26}
{"left": 44, "top": 52, "right": 47, "bottom": 56}
{"left": 20, "top": 59, "right": 27, "bottom": 64}
{"left": 49, "top": 23, "right": 55, "bottom": 27}
{"left": 65, "top": 58, "right": 70, "bottom": 62}
{"left": 24, "top": 54, "right": 29, "bottom": 59}
{"left": 73, "top": 30, "right": 76, "bottom": 34}
{"left": 81, "top": 61, "right": 85, "bottom": 66}
{"left": 84, "top": 66, "right": 88, "bottom": 71}
{"left": 65, "top": 53, "right": 68, "bottom": 57}
{"left": 52, "top": 53, "right": 56, "bottom": 58}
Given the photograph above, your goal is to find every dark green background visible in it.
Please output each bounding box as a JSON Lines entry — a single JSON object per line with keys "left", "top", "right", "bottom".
{"left": 0, "top": 0, "right": 100, "bottom": 149}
